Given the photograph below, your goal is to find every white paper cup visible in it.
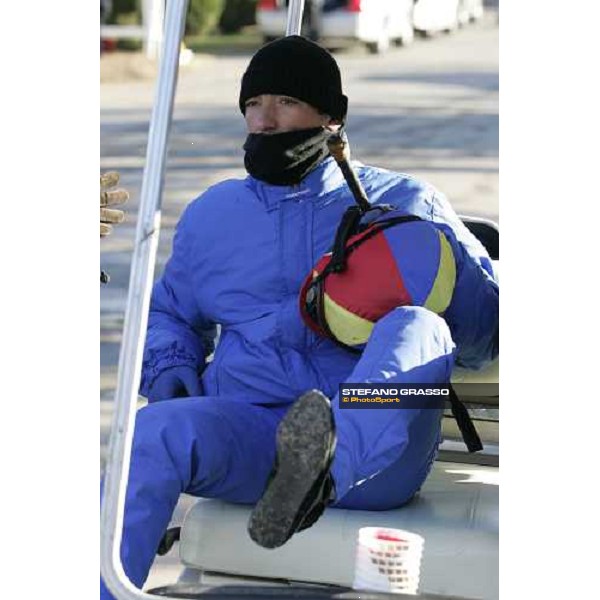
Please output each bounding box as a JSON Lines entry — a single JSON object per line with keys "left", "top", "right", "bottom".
{"left": 352, "top": 527, "right": 424, "bottom": 595}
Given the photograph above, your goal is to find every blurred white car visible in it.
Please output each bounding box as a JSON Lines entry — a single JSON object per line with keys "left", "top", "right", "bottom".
{"left": 256, "top": 0, "right": 415, "bottom": 54}
{"left": 413, "top": 0, "right": 484, "bottom": 35}
{"left": 458, "top": 0, "right": 485, "bottom": 25}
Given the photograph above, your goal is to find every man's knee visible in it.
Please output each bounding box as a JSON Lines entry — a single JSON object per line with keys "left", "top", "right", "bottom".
{"left": 358, "top": 306, "right": 455, "bottom": 381}
{"left": 134, "top": 400, "right": 185, "bottom": 448}
{"left": 371, "top": 306, "right": 455, "bottom": 355}
{"left": 132, "top": 399, "right": 219, "bottom": 462}
{"left": 375, "top": 306, "right": 452, "bottom": 343}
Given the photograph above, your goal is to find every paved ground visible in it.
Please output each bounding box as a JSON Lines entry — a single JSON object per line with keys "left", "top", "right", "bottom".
{"left": 100, "top": 9, "right": 498, "bottom": 592}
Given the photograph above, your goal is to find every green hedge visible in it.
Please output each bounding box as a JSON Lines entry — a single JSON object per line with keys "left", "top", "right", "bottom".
{"left": 186, "top": 0, "right": 226, "bottom": 36}
{"left": 219, "top": 0, "right": 258, "bottom": 34}
{"left": 111, "top": 0, "right": 137, "bottom": 12}
{"left": 106, "top": 0, "right": 138, "bottom": 23}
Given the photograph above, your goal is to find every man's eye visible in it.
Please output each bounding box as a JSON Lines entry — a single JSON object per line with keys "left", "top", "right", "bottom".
{"left": 280, "top": 97, "right": 299, "bottom": 105}
{"left": 245, "top": 100, "right": 259, "bottom": 108}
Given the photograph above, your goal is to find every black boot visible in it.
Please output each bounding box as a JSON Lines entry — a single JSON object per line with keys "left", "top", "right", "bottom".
{"left": 248, "top": 389, "right": 336, "bottom": 549}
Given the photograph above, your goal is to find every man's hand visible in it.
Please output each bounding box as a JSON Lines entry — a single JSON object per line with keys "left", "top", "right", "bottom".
{"left": 100, "top": 171, "right": 128, "bottom": 237}
{"left": 147, "top": 366, "right": 203, "bottom": 403}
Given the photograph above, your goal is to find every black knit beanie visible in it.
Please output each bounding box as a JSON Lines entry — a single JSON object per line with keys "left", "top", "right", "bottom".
{"left": 239, "top": 36, "right": 348, "bottom": 122}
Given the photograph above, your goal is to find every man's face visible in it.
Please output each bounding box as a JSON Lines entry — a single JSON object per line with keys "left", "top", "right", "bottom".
{"left": 243, "top": 94, "right": 337, "bottom": 134}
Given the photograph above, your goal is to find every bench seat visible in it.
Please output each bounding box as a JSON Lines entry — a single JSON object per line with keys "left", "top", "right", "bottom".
{"left": 179, "top": 460, "right": 498, "bottom": 600}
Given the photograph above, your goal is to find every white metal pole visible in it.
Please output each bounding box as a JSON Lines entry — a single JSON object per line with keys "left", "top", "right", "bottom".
{"left": 101, "top": 0, "right": 309, "bottom": 598}
{"left": 100, "top": 1, "right": 189, "bottom": 598}
{"left": 142, "top": 0, "right": 166, "bottom": 60}
{"left": 286, "top": 0, "right": 306, "bottom": 36}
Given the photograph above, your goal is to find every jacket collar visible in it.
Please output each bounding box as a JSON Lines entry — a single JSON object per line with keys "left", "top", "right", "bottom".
{"left": 246, "top": 157, "right": 347, "bottom": 210}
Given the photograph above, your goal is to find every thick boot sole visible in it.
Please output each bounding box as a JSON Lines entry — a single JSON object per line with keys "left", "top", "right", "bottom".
{"left": 248, "top": 390, "right": 334, "bottom": 549}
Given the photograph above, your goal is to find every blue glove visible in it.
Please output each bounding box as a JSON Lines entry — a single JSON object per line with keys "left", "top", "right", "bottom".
{"left": 147, "top": 365, "right": 202, "bottom": 403}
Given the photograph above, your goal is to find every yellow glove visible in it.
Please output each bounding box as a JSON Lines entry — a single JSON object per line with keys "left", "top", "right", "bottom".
{"left": 100, "top": 171, "right": 128, "bottom": 237}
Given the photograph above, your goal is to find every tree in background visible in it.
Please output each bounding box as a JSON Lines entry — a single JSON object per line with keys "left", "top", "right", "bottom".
{"left": 219, "top": 0, "right": 258, "bottom": 34}
{"left": 185, "top": 0, "right": 225, "bottom": 35}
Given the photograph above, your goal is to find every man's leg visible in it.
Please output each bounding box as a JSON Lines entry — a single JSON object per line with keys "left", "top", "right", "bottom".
{"left": 333, "top": 422, "right": 441, "bottom": 511}
{"left": 249, "top": 306, "right": 454, "bottom": 547}
{"left": 331, "top": 306, "right": 454, "bottom": 501}
{"left": 100, "top": 397, "right": 287, "bottom": 599}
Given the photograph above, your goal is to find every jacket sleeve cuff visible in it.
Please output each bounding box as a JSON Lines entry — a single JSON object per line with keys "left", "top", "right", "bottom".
{"left": 139, "top": 341, "right": 201, "bottom": 397}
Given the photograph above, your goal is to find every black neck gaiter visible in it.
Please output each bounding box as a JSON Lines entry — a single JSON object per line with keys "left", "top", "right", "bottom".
{"left": 243, "top": 127, "right": 331, "bottom": 186}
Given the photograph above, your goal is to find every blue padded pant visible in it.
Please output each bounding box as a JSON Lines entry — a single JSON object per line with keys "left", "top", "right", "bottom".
{"left": 100, "top": 307, "right": 455, "bottom": 599}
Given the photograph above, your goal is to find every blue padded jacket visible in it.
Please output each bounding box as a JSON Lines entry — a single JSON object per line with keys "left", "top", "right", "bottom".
{"left": 140, "top": 157, "right": 498, "bottom": 402}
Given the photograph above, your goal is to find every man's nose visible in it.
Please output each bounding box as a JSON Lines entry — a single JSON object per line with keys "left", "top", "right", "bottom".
{"left": 254, "top": 104, "right": 278, "bottom": 132}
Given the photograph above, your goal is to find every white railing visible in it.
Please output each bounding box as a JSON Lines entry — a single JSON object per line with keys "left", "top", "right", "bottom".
{"left": 100, "top": 0, "right": 165, "bottom": 60}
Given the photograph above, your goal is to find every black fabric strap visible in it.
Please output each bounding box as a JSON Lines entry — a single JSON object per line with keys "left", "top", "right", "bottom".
{"left": 345, "top": 215, "right": 423, "bottom": 254}
{"left": 448, "top": 385, "right": 483, "bottom": 453}
{"left": 329, "top": 206, "right": 363, "bottom": 272}
{"left": 329, "top": 209, "right": 422, "bottom": 274}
